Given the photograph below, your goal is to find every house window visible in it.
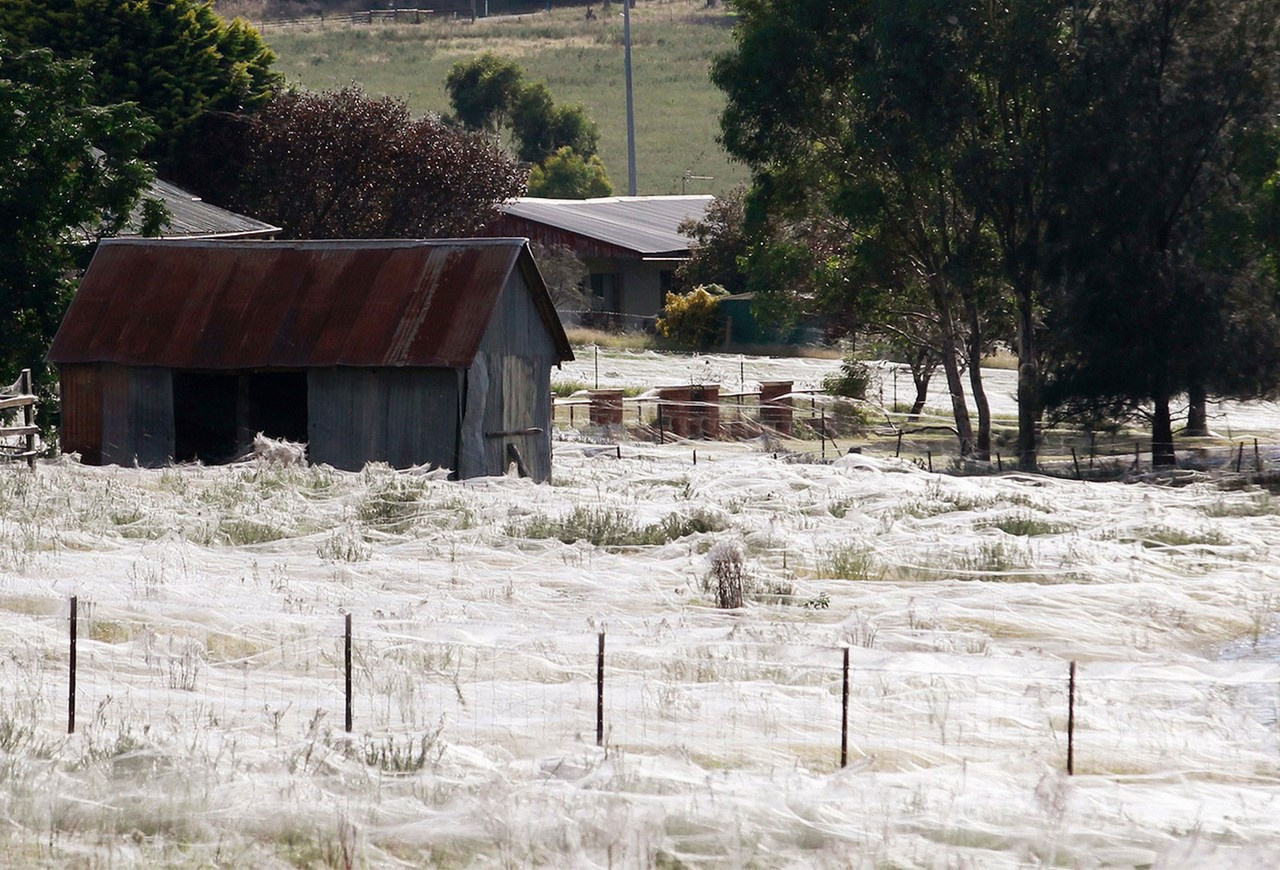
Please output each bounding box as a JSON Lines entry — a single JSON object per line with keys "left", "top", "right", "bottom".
{"left": 589, "top": 273, "right": 615, "bottom": 309}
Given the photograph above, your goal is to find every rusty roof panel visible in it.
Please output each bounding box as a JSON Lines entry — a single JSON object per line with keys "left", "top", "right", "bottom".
{"left": 49, "top": 239, "right": 572, "bottom": 369}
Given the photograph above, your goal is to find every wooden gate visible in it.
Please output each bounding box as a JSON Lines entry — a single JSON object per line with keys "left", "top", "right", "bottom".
{"left": 1, "top": 369, "right": 38, "bottom": 467}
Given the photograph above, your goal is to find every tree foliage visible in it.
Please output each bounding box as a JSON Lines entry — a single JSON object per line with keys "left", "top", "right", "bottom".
{"left": 0, "top": 42, "right": 155, "bottom": 386}
{"left": 656, "top": 285, "right": 729, "bottom": 350}
{"left": 1039, "top": 0, "right": 1280, "bottom": 463}
{"left": 447, "top": 52, "right": 609, "bottom": 197}
{"left": 444, "top": 52, "right": 524, "bottom": 134}
{"left": 530, "top": 241, "right": 589, "bottom": 309}
{"left": 527, "top": 147, "right": 612, "bottom": 198}
{"left": 714, "top": 0, "right": 1280, "bottom": 466}
{"left": 0, "top": 0, "right": 279, "bottom": 172}
{"left": 209, "top": 86, "right": 525, "bottom": 239}
{"left": 674, "top": 189, "right": 750, "bottom": 296}
{"left": 713, "top": 1, "right": 1006, "bottom": 458}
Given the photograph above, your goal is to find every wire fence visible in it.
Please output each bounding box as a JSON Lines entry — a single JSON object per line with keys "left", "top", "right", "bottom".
{"left": 250, "top": 1, "right": 594, "bottom": 31}
{"left": 553, "top": 387, "right": 1280, "bottom": 481}
{"left": 7, "top": 599, "right": 1278, "bottom": 781}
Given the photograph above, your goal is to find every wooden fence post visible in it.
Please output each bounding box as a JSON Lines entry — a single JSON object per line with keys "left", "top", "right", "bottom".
{"left": 1236, "top": 442, "right": 1244, "bottom": 473}
{"left": 20, "top": 369, "right": 34, "bottom": 468}
{"left": 68, "top": 596, "right": 77, "bottom": 734}
{"left": 1072, "top": 447, "right": 1081, "bottom": 479}
{"left": 840, "top": 646, "right": 849, "bottom": 768}
{"left": 344, "top": 613, "right": 353, "bottom": 733}
{"left": 1067, "top": 660, "right": 1077, "bottom": 775}
{"left": 596, "top": 631, "right": 605, "bottom": 747}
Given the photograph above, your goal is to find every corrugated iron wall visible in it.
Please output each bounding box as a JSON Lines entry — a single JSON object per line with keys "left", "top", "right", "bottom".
{"left": 59, "top": 364, "right": 174, "bottom": 466}
{"left": 58, "top": 364, "right": 102, "bottom": 465}
{"left": 309, "top": 367, "right": 460, "bottom": 472}
{"left": 472, "top": 270, "right": 560, "bottom": 482}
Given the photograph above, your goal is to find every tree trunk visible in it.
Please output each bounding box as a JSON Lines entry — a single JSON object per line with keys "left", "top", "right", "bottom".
{"left": 908, "top": 349, "right": 932, "bottom": 421}
{"left": 1015, "top": 281, "right": 1039, "bottom": 471}
{"left": 1151, "top": 393, "right": 1176, "bottom": 467}
{"left": 932, "top": 285, "right": 974, "bottom": 457}
{"left": 962, "top": 292, "right": 991, "bottom": 461}
{"left": 1185, "top": 385, "right": 1209, "bottom": 437}
{"left": 909, "top": 375, "right": 930, "bottom": 420}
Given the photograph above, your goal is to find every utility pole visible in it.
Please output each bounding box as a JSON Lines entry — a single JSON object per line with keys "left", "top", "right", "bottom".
{"left": 622, "top": 0, "right": 637, "bottom": 195}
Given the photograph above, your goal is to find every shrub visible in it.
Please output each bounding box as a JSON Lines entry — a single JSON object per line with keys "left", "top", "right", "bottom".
{"left": 822, "top": 354, "right": 871, "bottom": 399}
{"left": 817, "top": 543, "right": 879, "bottom": 581}
{"left": 656, "top": 284, "right": 728, "bottom": 350}
{"left": 706, "top": 541, "right": 745, "bottom": 609}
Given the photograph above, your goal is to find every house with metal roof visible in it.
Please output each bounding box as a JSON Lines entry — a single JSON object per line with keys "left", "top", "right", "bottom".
{"left": 131, "top": 178, "right": 281, "bottom": 240}
{"left": 487, "top": 195, "right": 713, "bottom": 327}
{"left": 47, "top": 238, "right": 572, "bottom": 480}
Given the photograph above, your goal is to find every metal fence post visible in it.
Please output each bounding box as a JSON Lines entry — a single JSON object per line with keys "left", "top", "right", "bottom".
{"left": 596, "top": 631, "right": 605, "bottom": 747}
{"left": 344, "top": 613, "right": 353, "bottom": 733}
{"left": 1067, "top": 660, "right": 1077, "bottom": 775}
{"left": 841, "top": 646, "right": 850, "bottom": 768}
{"left": 68, "top": 596, "right": 77, "bottom": 734}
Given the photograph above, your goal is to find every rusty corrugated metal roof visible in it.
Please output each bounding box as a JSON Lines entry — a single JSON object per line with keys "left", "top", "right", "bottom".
{"left": 48, "top": 238, "right": 573, "bottom": 369}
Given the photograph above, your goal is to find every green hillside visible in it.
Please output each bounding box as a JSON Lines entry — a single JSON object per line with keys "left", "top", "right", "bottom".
{"left": 261, "top": 0, "right": 748, "bottom": 196}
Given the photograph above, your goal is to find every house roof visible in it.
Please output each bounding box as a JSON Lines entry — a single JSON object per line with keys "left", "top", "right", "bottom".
{"left": 136, "top": 179, "right": 281, "bottom": 239}
{"left": 498, "top": 195, "right": 713, "bottom": 257}
{"left": 48, "top": 238, "right": 572, "bottom": 370}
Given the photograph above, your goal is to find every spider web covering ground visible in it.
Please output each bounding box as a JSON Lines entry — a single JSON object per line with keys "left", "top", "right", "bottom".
{"left": 1, "top": 352, "right": 1279, "bottom": 866}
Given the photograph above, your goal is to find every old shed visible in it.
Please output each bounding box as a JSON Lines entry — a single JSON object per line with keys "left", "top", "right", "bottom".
{"left": 47, "top": 238, "right": 573, "bottom": 480}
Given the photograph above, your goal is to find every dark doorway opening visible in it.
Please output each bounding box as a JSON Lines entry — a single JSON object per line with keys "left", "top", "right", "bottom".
{"left": 173, "top": 372, "right": 238, "bottom": 463}
{"left": 242, "top": 372, "right": 308, "bottom": 445}
{"left": 173, "top": 371, "right": 309, "bottom": 464}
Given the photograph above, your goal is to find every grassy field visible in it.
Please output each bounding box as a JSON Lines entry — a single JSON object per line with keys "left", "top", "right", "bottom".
{"left": 260, "top": 0, "right": 748, "bottom": 196}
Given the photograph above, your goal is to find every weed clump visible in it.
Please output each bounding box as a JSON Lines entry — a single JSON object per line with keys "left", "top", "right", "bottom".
{"left": 700, "top": 541, "right": 795, "bottom": 607}
{"left": 507, "top": 505, "right": 725, "bottom": 547}
{"left": 706, "top": 541, "right": 744, "bottom": 608}
{"left": 817, "top": 543, "right": 879, "bottom": 581}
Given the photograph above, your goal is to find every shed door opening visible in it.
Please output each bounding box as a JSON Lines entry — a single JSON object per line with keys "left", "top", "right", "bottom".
{"left": 243, "top": 372, "right": 308, "bottom": 445}
{"left": 173, "top": 373, "right": 238, "bottom": 463}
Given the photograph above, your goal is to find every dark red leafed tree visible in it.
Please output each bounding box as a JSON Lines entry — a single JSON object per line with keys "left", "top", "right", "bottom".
{"left": 224, "top": 86, "right": 525, "bottom": 239}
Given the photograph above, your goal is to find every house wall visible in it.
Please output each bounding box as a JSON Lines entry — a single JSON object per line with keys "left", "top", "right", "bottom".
{"left": 462, "top": 270, "right": 560, "bottom": 482}
{"left": 59, "top": 363, "right": 174, "bottom": 466}
{"left": 308, "top": 367, "right": 461, "bottom": 472}
{"left": 583, "top": 259, "right": 679, "bottom": 319}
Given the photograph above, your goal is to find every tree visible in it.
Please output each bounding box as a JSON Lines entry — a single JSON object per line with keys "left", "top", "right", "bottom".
{"left": 1040, "top": 0, "right": 1280, "bottom": 465}
{"left": 208, "top": 86, "right": 525, "bottom": 239}
{"left": 444, "top": 52, "right": 524, "bottom": 134}
{"left": 509, "top": 83, "right": 600, "bottom": 165}
{"left": 530, "top": 242, "right": 589, "bottom": 309}
{"left": 527, "top": 147, "right": 612, "bottom": 198}
{"left": 713, "top": 0, "right": 1007, "bottom": 459}
{"left": 0, "top": 42, "right": 156, "bottom": 388}
{"left": 674, "top": 189, "right": 750, "bottom": 296}
{"left": 447, "top": 53, "right": 610, "bottom": 198}
{"left": 0, "top": 0, "right": 279, "bottom": 173}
